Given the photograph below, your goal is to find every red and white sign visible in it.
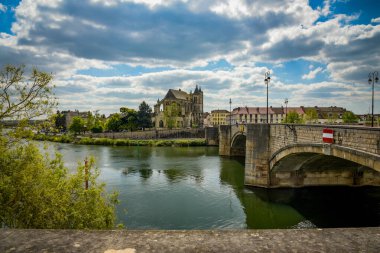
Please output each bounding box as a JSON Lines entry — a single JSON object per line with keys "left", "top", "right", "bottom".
{"left": 323, "top": 128, "right": 334, "bottom": 143}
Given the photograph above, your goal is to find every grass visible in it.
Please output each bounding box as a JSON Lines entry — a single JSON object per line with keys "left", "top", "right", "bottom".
{"left": 32, "top": 134, "right": 207, "bottom": 147}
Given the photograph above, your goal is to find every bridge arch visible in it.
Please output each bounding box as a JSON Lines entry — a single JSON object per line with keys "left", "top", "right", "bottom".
{"left": 230, "top": 132, "right": 246, "bottom": 157}
{"left": 269, "top": 144, "right": 380, "bottom": 172}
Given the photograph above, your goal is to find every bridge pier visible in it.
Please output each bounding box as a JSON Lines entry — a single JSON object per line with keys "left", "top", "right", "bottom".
{"left": 219, "top": 125, "right": 232, "bottom": 156}
{"left": 245, "top": 124, "right": 271, "bottom": 187}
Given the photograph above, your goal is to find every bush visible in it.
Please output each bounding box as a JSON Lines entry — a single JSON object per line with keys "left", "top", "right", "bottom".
{"left": 0, "top": 142, "right": 119, "bottom": 229}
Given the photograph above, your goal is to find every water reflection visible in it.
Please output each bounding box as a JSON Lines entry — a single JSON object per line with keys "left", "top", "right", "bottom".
{"left": 41, "top": 142, "right": 380, "bottom": 229}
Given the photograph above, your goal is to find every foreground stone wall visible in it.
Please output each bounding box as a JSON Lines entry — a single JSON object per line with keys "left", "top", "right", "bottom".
{"left": 1, "top": 228, "right": 380, "bottom": 253}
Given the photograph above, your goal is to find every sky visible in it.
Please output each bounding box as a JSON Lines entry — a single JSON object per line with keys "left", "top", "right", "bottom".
{"left": 1, "top": 0, "right": 380, "bottom": 116}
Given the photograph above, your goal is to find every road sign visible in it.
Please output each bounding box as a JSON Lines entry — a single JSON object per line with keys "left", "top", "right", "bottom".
{"left": 323, "top": 128, "right": 334, "bottom": 143}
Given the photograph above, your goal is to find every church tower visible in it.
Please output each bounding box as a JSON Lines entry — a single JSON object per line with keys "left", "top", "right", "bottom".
{"left": 192, "top": 85, "right": 204, "bottom": 127}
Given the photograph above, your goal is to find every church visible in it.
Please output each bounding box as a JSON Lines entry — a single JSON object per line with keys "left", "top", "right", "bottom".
{"left": 153, "top": 85, "right": 204, "bottom": 128}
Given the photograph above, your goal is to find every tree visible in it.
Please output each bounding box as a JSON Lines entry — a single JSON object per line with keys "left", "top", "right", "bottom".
{"left": 164, "top": 102, "right": 180, "bottom": 129}
{"left": 69, "top": 116, "right": 85, "bottom": 135}
{"left": 342, "top": 111, "right": 358, "bottom": 123}
{"left": 137, "top": 101, "right": 152, "bottom": 130}
{"left": 55, "top": 110, "right": 66, "bottom": 132}
{"left": 120, "top": 107, "right": 138, "bottom": 131}
{"left": 283, "top": 111, "right": 303, "bottom": 123}
{"left": 91, "top": 111, "right": 104, "bottom": 133}
{"left": 0, "top": 144, "right": 118, "bottom": 228}
{"left": 105, "top": 113, "right": 122, "bottom": 132}
{"left": 304, "top": 108, "right": 318, "bottom": 123}
{"left": 0, "top": 64, "right": 56, "bottom": 120}
{"left": 327, "top": 113, "right": 338, "bottom": 123}
{"left": 0, "top": 64, "right": 118, "bottom": 229}
{"left": 86, "top": 111, "right": 94, "bottom": 132}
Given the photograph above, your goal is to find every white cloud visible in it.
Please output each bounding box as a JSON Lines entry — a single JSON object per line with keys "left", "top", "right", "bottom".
{"left": 302, "top": 67, "right": 323, "bottom": 80}
{"left": 0, "top": 3, "right": 7, "bottom": 12}
{"left": 371, "top": 17, "right": 380, "bottom": 23}
{"left": 1, "top": 0, "right": 379, "bottom": 115}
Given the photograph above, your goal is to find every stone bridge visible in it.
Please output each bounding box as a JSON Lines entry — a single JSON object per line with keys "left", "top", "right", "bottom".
{"left": 219, "top": 124, "right": 380, "bottom": 188}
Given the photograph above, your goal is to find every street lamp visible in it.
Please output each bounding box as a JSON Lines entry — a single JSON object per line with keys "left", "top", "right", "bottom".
{"left": 284, "top": 98, "right": 288, "bottom": 123}
{"left": 264, "top": 71, "right": 271, "bottom": 124}
{"left": 229, "top": 98, "right": 232, "bottom": 127}
{"left": 368, "top": 71, "right": 379, "bottom": 127}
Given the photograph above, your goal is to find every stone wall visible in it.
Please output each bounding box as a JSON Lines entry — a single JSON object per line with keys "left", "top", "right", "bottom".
{"left": 219, "top": 125, "right": 231, "bottom": 156}
{"left": 243, "top": 124, "right": 380, "bottom": 188}
{"left": 269, "top": 124, "right": 380, "bottom": 156}
{"left": 205, "top": 127, "right": 219, "bottom": 146}
{"left": 85, "top": 129, "right": 205, "bottom": 140}
{"left": 245, "top": 124, "right": 270, "bottom": 187}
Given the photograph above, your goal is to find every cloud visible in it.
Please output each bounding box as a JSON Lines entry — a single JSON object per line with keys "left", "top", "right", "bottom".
{"left": 1, "top": 0, "right": 379, "bottom": 115}
{"left": 0, "top": 3, "right": 7, "bottom": 12}
{"left": 371, "top": 17, "right": 380, "bottom": 23}
{"left": 302, "top": 67, "right": 323, "bottom": 80}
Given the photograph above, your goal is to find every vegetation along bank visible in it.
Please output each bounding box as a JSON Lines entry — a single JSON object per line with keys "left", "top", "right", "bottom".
{"left": 32, "top": 134, "right": 207, "bottom": 147}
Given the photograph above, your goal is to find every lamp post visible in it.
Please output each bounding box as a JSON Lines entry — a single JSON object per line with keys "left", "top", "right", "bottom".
{"left": 264, "top": 71, "right": 271, "bottom": 124}
{"left": 368, "top": 71, "right": 379, "bottom": 127}
{"left": 229, "top": 98, "right": 232, "bottom": 127}
{"left": 284, "top": 98, "right": 288, "bottom": 123}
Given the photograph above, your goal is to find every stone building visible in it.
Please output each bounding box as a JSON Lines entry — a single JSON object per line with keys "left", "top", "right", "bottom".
{"left": 59, "top": 110, "right": 89, "bottom": 130}
{"left": 153, "top": 85, "right": 203, "bottom": 128}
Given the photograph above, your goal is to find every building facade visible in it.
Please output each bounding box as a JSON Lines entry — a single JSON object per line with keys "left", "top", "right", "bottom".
{"left": 210, "top": 110, "right": 230, "bottom": 126}
{"left": 60, "top": 110, "right": 89, "bottom": 130}
{"left": 153, "top": 85, "right": 203, "bottom": 128}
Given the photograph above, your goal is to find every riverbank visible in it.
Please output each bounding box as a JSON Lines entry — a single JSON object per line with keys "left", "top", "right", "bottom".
{"left": 1, "top": 228, "right": 379, "bottom": 252}
{"left": 32, "top": 134, "right": 207, "bottom": 147}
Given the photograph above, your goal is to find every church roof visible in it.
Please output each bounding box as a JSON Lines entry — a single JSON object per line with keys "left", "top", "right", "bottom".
{"left": 164, "top": 89, "right": 189, "bottom": 100}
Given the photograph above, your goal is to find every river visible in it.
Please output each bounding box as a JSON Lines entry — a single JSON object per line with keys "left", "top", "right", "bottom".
{"left": 48, "top": 142, "right": 380, "bottom": 229}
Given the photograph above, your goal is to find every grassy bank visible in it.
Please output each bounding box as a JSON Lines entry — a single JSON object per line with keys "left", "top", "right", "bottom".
{"left": 32, "top": 134, "right": 207, "bottom": 147}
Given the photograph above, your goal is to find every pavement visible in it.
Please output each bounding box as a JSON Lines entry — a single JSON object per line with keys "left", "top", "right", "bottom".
{"left": 1, "top": 228, "right": 380, "bottom": 253}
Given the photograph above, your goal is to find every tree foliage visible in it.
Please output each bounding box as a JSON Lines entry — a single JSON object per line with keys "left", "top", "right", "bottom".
{"left": 69, "top": 116, "right": 85, "bottom": 135}
{"left": 55, "top": 111, "right": 66, "bottom": 131}
{"left": 121, "top": 108, "right": 138, "bottom": 131}
{"left": 105, "top": 113, "right": 123, "bottom": 132}
{"left": 164, "top": 102, "right": 180, "bottom": 129}
{"left": 0, "top": 64, "right": 119, "bottom": 229}
{"left": 304, "top": 108, "right": 318, "bottom": 123}
{"left": 0, "top": 64, "right": 56, "bottom": 120}
{"left": 137, "top": 101, "right": 152, "bottom": 130}
{"left": 0, "top": 142, "right": 118, "bottom": 228}
{"left": 342, "top": 111, "right": 358, "bottom": 123}
{"left": 283, "top": 111, "right": 303, "bottom": 123}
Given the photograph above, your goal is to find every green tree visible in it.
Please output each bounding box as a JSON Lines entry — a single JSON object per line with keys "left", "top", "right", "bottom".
{"left": 342, "top": 111, "right": 358, "bottom": 123}
{"left": 0, "top": 64, "right": 56, "bottom": 121}
{"left": 0, "top": 64, "right": 119, "bottom": 229}
{"left": 69, "top": 116, "right": 85, "bottom": 135}
{"left": 283, "top": 111, "right": 303, "bottom": 123}
{"left": 304, "top": 108, "right": 318, "bottom": 123}
{"left": 105, "top": 113, "right": 122, "bottom": 132}
{"left": 86, "top": 111, "right": 94, "bottom": 132}
{"left": 120, "top": 107, "right": 138, "bottom": 131}
{"left": 91, "top": 111, "right": 104, "bottom": 133}
{"left": 137, "top": 101, "right": 152, "bottom": 130}
{"left": 0, "top": 143, "right": 118, "bottom": 228}
{"left": 55, "top": 111, "right": 66, "bottom": 132}
{"left": 164, "top": 102, "right": 180, "bottom": 129}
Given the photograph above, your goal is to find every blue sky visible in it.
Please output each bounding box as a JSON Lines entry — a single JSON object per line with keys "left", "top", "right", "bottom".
{"left": 0, "top": 0, "right": 379, "bottom": 115}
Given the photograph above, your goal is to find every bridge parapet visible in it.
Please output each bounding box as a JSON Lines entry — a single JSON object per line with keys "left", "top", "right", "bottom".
{"left": 242, "top": 124, "right": 380, "bottom": 188}
{"left": 269, "top": 124, "right": 380, "bottom": 156}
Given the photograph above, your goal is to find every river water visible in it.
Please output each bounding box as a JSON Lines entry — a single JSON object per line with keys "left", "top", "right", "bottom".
{"left": 49, "top": 142, "right": 380, "bottom": 229}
